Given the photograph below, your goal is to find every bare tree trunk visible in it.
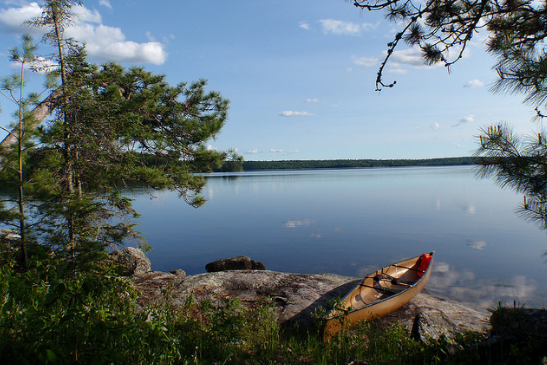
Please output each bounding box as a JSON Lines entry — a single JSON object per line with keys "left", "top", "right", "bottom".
{"left": 0, "top": 88, "right": 60, "bottom": 149}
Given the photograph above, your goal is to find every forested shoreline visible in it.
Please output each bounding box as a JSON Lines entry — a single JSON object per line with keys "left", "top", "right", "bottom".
{"left": 235, "top": 156, "right": 481, "bottom": 171}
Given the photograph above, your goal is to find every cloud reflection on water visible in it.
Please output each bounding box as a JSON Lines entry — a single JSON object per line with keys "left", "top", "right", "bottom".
{"left": 466, "top": 240, "right": 487, "bottom": 250}
{"left": 428, "top": 261, "right": 539, "bottom": 311}
{"left": 283, "top": 219, "right": 313, "bottom": 228}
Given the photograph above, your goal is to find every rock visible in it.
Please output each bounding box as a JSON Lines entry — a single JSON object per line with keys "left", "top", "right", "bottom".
{"left": 109, "top": 247, "right": 151, "bottom": 276}
{"left": 169, "top": 269, "right": 187, "bottom": 278}
{"left": 0, "top": 229, "right": 20, "bottom": 256}
{"left": 0, "top": 229, "right": 20, "bottom": 242}
{"left": 205, "top": 255, "right": 266, "bottom": 272}
{"left": 132, "top": 270, "right": 490, "bottom": 334}
{"left": 411, "top": 310, "right": 457, "bottom": 344}
{"left": 377, "top": 293, "right": 490, "bottom": 335}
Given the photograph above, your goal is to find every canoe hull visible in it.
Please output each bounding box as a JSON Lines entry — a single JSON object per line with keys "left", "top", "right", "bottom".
{"left": 324, "top": 252, "right": 434, "bottom": 337}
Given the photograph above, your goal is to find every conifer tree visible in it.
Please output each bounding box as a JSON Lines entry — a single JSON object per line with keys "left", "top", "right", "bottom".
{"left": 1, "top": 1, "right": 231, "bottom": 265}
{"left": 0, "top": 35, "right": 51, "bottom": 268}
{"left": 0, "top": 3, "right": 231, "bottom": 363}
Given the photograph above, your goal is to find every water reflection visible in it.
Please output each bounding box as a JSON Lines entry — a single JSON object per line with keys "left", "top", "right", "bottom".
{"left": 466, "top": 240, "right": 487, "bottom": 250}
{"left": 283, "top": 220, "right": 313, "bottom": 228}
{"left": 428, "top": 261, "right": 541, "bottom": 311}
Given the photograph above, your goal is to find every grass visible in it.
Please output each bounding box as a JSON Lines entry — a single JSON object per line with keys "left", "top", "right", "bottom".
{"left": 1, "top": 252, "right": 545, "bottom": 364}
{"left": 150, "top": 296, "right": 547, "bottom": 365}
{"left": 133, "top": 295, "right": 491, "bottom": 365}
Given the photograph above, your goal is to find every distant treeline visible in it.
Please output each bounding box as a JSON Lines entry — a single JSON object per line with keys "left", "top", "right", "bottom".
{"left": 239, "top": 157, "right": 482, "bottom": 171}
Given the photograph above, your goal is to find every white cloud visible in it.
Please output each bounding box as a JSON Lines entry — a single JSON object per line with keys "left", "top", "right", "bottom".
{"left": 280, "top": 111, "right": 315, "bottom": 117}
{"left": 82, "top": 29, "right": 167, "bottom": 65}
{"left": 352, "top": 56, "right": 379, "bottom": 67}
{"left": 72, "top": 5, "right": 102, "bottom": 23}
{"left": 453, "top": 114, "right": 475, "bottom": 127}
{"left": 145, "top": 31, "right": 155, "bottom": 42}
{"left": 69, "top": 22, "right": 167, "bottom": 65}
{"left": 99, "top": 0, "right": 112, "bottom": 9}
{"left": 0, "top": 3, "right": 167, "bottom": 65}
{"left": 299, "top": 21, "right": 310, "bottom": 30}
{"left": 206, "top": 145, "right": 216, "bottom": 151}
{"left": 464, "top": 79, "right": 484, "bottom": 88}
{"left": 386, "top": 68, "right": 408, "bottom": 74}
{"left": 270, "top": 148, "right": 284, "bottom": 153}
{"left": 162, "top": 34, "right": 175, "bottom": 44}
{"left": 246, "top": 149, "right": 259, "bottom": 154}
{"left": 17, "top": 56, "right": 57, "bottom": 73}
{"left": 0, "top": 2, "right": 41, "bottom": 34}
{"left": 319, "top": 19, "right": 378, "bottom": 35}
{"left": 431, "top": 122, "right": 440, "bottom": 130}
{"left": 389, "top": 48, "right": 424, "bottom": 68}
{"left": 305, "top": 98, "right": 319, "bottom": 103}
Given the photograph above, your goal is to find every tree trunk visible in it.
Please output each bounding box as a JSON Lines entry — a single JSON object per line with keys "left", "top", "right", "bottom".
{"left": 0, "top": 88, "right": 60, "bottom": 149}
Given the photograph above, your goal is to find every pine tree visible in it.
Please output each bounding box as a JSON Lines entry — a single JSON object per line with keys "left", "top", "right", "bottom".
{"left": 1, "top": 1, "right": 231, "bottom": 265}
{"left": 0, "top": 3, "right": 232, "bottom": 363}
{"left": 0, "top": 34, "right": 51, "bottom": 268}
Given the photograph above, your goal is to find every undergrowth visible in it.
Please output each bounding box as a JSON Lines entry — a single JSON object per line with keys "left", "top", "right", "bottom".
{"left": 1, "top": 252, "right": 542, "bottom": 364}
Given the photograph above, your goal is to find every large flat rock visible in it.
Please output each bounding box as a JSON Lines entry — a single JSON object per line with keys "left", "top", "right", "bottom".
{"left": 133, "top": 270, "right": 490, "bottom": 334}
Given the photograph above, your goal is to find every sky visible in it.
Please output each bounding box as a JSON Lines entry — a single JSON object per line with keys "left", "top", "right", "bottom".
{"left": 0, "top": 0, "right": 540, "bottom": 161}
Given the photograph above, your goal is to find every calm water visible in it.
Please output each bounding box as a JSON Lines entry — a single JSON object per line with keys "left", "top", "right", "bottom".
{"left": 129, "top": 166, "right": 547, "bottom": 312}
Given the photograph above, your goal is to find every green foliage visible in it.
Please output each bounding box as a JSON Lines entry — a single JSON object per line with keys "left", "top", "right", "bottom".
{"left": 0, "top": 4, "right": 243, "bottom": 363}
{"left": 0, "top": 253, "right": 501, "bottom": 365}
{"left": 476, "top": 124, "right": 547, "bottom": 230}
{"left": 1, "top": 17, "right": 231, "bottom": 268}
{"left": 0, "top": 250, "right": 183, "bottom": 364}
{"left": 0, "top": 33, "right": 47, "bottom": 269}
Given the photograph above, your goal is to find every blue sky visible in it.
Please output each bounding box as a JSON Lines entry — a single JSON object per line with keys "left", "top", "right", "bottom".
{"left": 0, "top": 0, "right": 539, "bottom": 161}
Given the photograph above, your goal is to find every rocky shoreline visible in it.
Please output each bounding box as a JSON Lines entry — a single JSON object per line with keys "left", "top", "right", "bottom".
{"left": 113, "top": 248, "right": 491, "bottom": 343}
{"left": 134, "top": 270, "right": 491, "bottom": 341}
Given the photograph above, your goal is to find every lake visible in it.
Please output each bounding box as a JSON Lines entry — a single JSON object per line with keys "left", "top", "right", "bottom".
{"left": 129, "top": 166, "right": 547, "bottom": 312}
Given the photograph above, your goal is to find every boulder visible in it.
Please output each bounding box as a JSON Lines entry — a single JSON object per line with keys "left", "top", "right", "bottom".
{"left": 205, "top": 255, "right": 266, "bottom": 272}
{"left": 109, "top": 247, "right": 151, "bottom": 276}
{"left": 377, "top": 293, "right": 490, "bottom": 336}
{"left": 0, "top": 229, "right": 20, "bottom": 242}
{"left": 411, "top": 310, "right": 457, "bottom": 344}
{"left": 0, "top": 229, "right": 20, "bottom": 256}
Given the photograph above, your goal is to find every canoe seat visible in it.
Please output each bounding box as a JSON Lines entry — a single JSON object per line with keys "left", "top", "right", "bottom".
{"left": 359, "top": 283, "right": 405, "bottom": 295}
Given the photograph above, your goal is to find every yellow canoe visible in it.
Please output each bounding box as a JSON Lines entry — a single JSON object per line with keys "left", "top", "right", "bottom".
{"left": 324, "top": 252, "right": 434, "bottom": 337}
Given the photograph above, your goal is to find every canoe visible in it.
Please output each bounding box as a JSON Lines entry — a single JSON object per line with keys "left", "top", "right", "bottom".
{"left": 324, "top": 252, "right": 434, "bottom": 337}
